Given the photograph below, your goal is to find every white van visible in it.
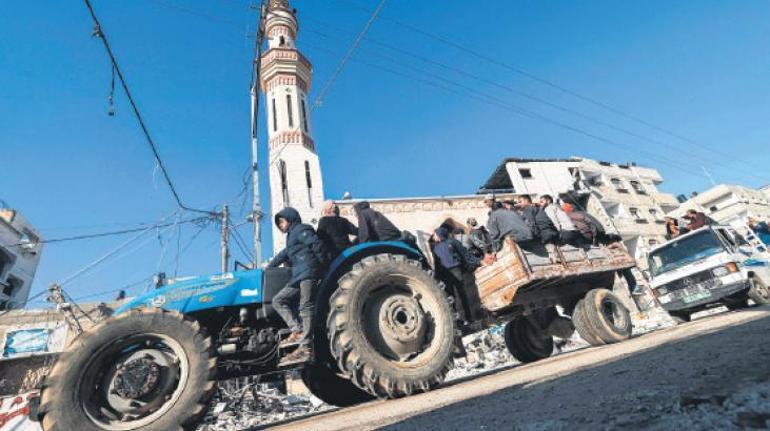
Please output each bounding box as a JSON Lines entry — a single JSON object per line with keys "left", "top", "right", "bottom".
{"left": 647, "top": 225, "right": 770, "bottom": 323}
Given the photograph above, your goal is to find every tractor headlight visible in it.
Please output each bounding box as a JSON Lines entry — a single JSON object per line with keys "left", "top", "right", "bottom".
{"left": 712, "top": 266, "right": 729, "bottom": 277}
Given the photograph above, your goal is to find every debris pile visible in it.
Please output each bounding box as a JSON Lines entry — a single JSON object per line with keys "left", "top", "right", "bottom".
{"left": 196, "top": 381, "right": 330, "bottom": 431}
{"left": 447, "top": 326, "right": 515, "bottom": 380}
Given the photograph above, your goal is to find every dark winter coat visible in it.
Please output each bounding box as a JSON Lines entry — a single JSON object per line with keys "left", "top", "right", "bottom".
{"left": 433, "top": 228, "right": 481, "bottom": 272}
{"left": 269, "top": 207, "right": 327, "bottom": 285}
{"left": 487, "top": 207, "right": 533, "bottom": 249}
{"left": 521, "top": 205, "right": 559, "bottom": 244}
{"left": 353, "top": 201, "right": 402, "bottom": 243}
{"left": 317, "top": 215, "right": 357, "bottom": 256}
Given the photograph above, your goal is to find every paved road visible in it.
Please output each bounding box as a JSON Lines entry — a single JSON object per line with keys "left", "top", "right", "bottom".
{"left": 266, "top": 306, "right": 770, "bottom": 431}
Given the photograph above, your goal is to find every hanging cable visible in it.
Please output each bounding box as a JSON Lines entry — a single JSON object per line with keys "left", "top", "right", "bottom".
{"left": 7, "top": 216, "right": 210, "bottom": 247}
{"left": 107, "top": 63, "right": 116, "bottom": 116}
{"left": 57, "top": 212, "right": 178, "bottom": 287}
{"left": 311, "top": 0, "right": 388, "bottom": 110}
{"left": 82, "top": 0, "right": 217, "bottom": 216}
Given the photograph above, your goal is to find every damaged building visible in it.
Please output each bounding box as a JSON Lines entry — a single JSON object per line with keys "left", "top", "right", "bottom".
{"left": 478, "top": 157, "right": 680, "bottom": 269}
{"left": 0, "top": 205, "right": 43, "bottom": 310}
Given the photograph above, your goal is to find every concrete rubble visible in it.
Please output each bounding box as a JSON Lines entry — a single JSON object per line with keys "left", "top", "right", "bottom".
{"left": 196, "top": 380, "right": 332, "bottom": 431}
{"left": 196, "top": 309, "right": 676, "bottom": 430}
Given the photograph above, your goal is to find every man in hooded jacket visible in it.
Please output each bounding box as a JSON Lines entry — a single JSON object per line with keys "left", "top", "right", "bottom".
{"left": 268, "top": 207, "right": 327, "bottom": 364}
{"left": 353, "top": 201, "right": 402, "bottom": 243}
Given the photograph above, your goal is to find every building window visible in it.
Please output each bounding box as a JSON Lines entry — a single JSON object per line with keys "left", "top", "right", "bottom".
{"left": 611, "top": 178, "right": 629, "bottom": 193}
{"left": 305, "top": 160, "right": 313, "bottom": 207}
{"left": 301, "top": 99, "right": 309, "bottom": 132}
{"left": 286, "top": 95, "right": 294, "bottom": 128}
{"left": 648, "top": 239, "right": 659, "bottom": 247}
{"left": 271, "top": 98, "right": 278, "bottom": 132}
{"left": 630, "top": 207, "right": 648, "bottom": 223}
{"left": 630, "top": 180, "right": 646, "bottom": 195}
{"left": 649, "top": 208, "right": 665, "bottom": 224}
{"left": 279, "top": 159, "right": 289, "bottom": 206}
{"left": 519, "top": 168, "right": 533, "bottom": 179}
{"left": 279, "top": 36, "right": 286, "bottom": 46}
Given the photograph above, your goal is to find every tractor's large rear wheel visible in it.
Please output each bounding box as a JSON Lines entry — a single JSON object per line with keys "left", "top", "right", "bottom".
{"left": 327, "top": 254, "right": 458, "bottom": 398}
{"left": 38, "top": 309, "right": 216, "bottom": 431}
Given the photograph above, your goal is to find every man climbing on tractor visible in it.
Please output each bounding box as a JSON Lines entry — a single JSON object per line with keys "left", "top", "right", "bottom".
{"left": 269, "top": 207, "right": 328, "bottom": 365}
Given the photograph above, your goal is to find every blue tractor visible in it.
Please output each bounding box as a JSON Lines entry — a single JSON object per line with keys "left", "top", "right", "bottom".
{"left": 38, "top": 240, "right": 460, "bottom": 430}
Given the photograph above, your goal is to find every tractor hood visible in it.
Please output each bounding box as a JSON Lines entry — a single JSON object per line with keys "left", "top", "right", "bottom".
{"left": 114, "top": 269, "right": 264, "bottom": 316}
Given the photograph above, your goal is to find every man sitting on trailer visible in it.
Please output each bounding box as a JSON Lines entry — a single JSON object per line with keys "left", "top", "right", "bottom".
{"left": 268, "top": 207, "right": 328, "bottom": 364}
{"left": 487, "top": 203, "right": 534, "bottom": 253}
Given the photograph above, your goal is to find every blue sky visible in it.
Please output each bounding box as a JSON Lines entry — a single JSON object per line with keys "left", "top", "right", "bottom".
{"left": 2, "top": 0, "right": 769, "bottom": 305}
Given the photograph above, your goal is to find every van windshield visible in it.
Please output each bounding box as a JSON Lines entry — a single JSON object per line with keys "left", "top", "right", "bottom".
{"left": 648, "top": 230, "right": 724, "bottom": 277}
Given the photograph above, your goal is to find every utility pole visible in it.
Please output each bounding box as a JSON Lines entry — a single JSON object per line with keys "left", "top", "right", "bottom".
{"left": 250, "top": 0, "right": 267, "bottom": 266}
{"left": 221, "top": 205, "right": 230, "bottom": 273}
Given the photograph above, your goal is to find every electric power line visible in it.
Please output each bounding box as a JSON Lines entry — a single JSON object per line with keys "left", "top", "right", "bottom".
{"left": 333, "top": 0, "right": 769, "bottom": 174}
{"left": 301, "top": 23, "right": 768, "bottom": 184}
{"left": 82, "top": 0, "right": 218, "bottom": 216}
{"left": 6, "top": 216, "right": 211, "bottom": 247}
{"left": 310, "top": 0, "right": 388, "bottom": 110}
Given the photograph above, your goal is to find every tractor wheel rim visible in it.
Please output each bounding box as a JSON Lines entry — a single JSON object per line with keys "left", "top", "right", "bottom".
{"left": 361, "top": 276, "right": 445, "bottom": 366}
{"left": 78, "top": 334, "right": 189, "bottom": 430}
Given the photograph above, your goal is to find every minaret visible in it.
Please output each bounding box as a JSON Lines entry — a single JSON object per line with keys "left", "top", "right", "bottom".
{"left": 260, "top": 0, "right": 324, "bottom": 251}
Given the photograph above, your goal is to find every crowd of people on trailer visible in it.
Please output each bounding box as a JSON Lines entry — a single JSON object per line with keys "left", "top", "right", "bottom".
{"left": 266, "top": 194, "right": 627, "bottom": 364}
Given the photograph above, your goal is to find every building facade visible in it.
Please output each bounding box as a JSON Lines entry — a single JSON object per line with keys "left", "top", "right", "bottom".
{"left": 668, "top": 184, "right": 770, "bottom": 242}
{"left": 478, "top": 157, "right": 680, "bottom": 268}
{"left": 0, "top": 207, "right": 43, "bottom": 310}
{"left": 261, "top": 0, "right": 324, "bottom": 250}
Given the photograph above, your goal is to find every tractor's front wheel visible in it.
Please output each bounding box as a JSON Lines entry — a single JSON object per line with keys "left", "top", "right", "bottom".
{"left": 327, "top": 254, "right": 458, "bottom": 398}
{"left": 38, "top": 309, "right": 216, "bottom": 431}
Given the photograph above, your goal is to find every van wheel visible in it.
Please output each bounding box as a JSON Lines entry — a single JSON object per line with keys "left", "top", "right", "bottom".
{"left": 503, "top": 318, "right": 553, "bottom": 363}
{"left": 327, "top": 254, "right": 459, "bottom": 399}
{"left": 748, "top": 278, "right": 770, "bottom": 305}
{"left": 578, "top": 289, "right": 632, "bottom": 344}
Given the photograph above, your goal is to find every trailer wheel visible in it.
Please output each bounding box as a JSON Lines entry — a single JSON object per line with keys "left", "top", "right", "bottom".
{"left": 327, "top": 254, "right": 458, "bottom": 399}
{"left": 301, "top": 363, "right": 374, "bottom": 407}
{"left": 571, "top": 299, "right": 605, "bottom": 346}
{"left": 748, "top": 277, "right": 770, "bottom": 305}
{"left": 503, "top": 318, "right": 553, "bottom": 363}
{"left": 38, "top": 308, "right": 216, "bottom": 431}
{"left": 579, "top": 289, "right": 632, "bottom": 344}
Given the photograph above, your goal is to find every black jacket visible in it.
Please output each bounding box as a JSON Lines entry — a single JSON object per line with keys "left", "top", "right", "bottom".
{"left": 521, "top": 205, "right": 559, "bottom": 243}
{"left": 353, "top": 201, "right": 401, "bottom": 243}
{"left": 269, "top": 207, "right": 327, "bottom": 285}
{"left": 433, "top": 228, "right": 480, "bottom": 272}
{"left": 317, "top": 215, "right": 357, "bottom": 256}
